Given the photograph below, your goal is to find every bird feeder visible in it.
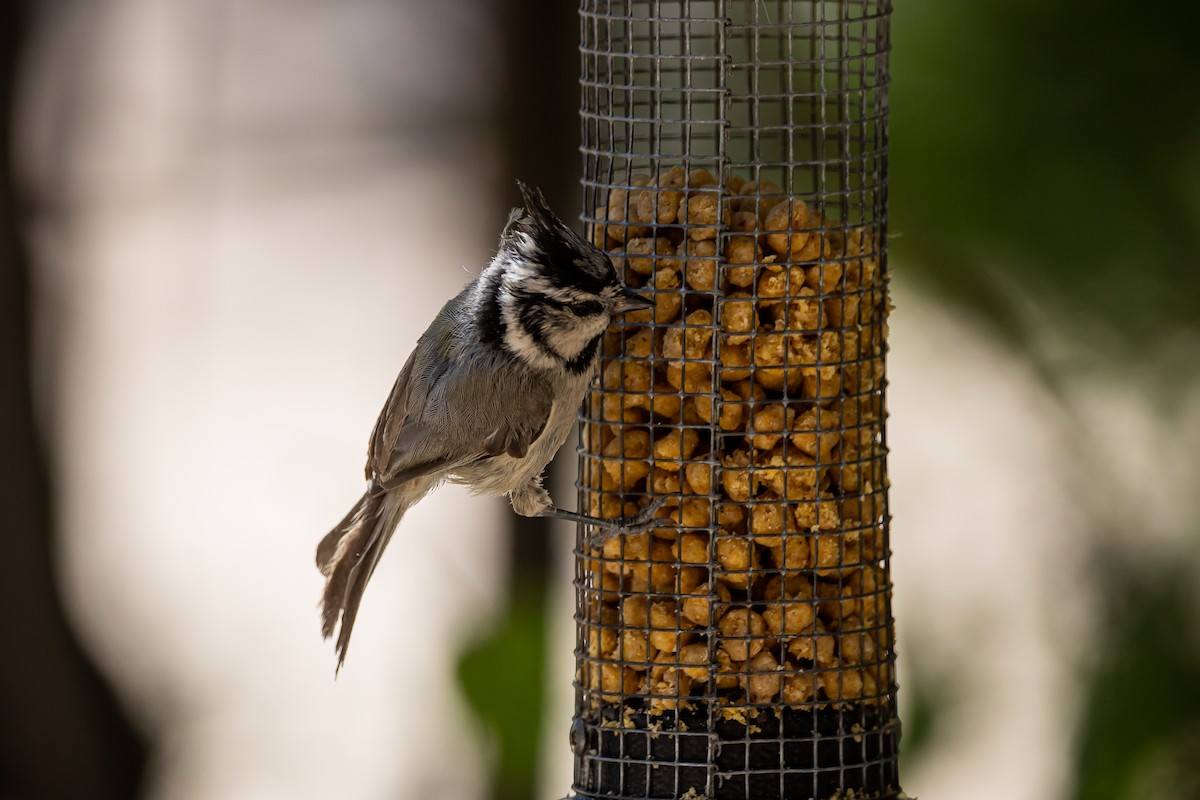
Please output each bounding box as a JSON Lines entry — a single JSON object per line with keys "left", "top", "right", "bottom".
{"left": 573, "top": 1, "right": 899, "bottom": 798}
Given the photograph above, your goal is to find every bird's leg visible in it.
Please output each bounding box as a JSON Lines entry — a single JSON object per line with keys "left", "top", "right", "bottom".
{"left": 510, "top": 481, "right": 670, "bottom": 547}
{"left": 540, "top": 499, "right": 671, "bottom": 548}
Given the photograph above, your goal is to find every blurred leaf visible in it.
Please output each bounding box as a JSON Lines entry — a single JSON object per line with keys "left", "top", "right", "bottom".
{"left": 890, "top": 0, "right": 1200, "bottom": 353}
{"left": 1070, "top": 558, "right": 1200, "bottom": 800}
{"left": 898, "top": 665, "right": 941, "bottom": 769}
{"left": 457, "top": 582, "right": 548, "bottom": 800}
{"left": 898, "top": 648, "right": 971, "bottom": 779}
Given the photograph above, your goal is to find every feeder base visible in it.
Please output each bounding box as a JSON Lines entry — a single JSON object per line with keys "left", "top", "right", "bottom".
{"left": 573, "top": 702, "right": 901, "bottom": 800}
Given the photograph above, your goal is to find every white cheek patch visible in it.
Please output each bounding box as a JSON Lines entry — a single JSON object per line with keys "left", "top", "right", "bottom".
{"left": 550, "top": 313, "right": 608, "bottom": 360}
{"left": 497, "top": 289, "right": 563, "bottom": 371}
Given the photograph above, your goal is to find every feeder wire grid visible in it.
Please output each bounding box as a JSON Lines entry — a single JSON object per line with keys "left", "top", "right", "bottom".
{"left": 572, "top": 1, "right": 897, "bottom": 799}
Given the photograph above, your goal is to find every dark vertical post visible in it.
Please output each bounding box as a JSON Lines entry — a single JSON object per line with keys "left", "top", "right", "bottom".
{"left": 456, "top": 4, "right": 581, "bottom": 800}
{"left": 0, "top": 2, "right": 146, "bottom": 797}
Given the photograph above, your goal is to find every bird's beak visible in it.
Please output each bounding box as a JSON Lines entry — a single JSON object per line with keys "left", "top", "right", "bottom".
{"left": 613, "top": 287, "right": 654, "bottom": 314}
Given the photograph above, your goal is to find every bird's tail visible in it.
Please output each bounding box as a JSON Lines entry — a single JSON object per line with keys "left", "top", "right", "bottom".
{"left": 316, "top": 482, "right": 425, "bottom": 671}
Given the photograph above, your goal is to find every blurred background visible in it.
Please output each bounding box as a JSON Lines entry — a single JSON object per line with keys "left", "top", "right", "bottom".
{"left": 1, "top": 1, "right": 1198, "bottom": 799}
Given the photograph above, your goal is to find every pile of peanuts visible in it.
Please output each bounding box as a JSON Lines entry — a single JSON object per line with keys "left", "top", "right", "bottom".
{"left": 578, "top": 166, "right": 891, "bottom": 714}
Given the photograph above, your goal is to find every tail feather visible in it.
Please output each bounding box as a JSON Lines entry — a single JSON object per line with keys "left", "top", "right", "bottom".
{"left": 316, "top": 489, "right": 411, "bottom": 670}
{"left": 316, "top": 495, "right": 369, "bottom": 576}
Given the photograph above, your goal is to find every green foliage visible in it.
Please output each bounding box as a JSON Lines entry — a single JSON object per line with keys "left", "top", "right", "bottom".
{"left": 1070, "top": 559, "right": 1200, "bottom": 799}
{"left": 890, "top": 0, "right": 1200, "bottom": 353}
{"left": 897, "top": 662, "right": 943, "bottom": 770}
{"left": 888, "top": 5, "right": 1200, "bottom": 794}
{"left": 457, "top": 582, "right": 548, "bottom": 800}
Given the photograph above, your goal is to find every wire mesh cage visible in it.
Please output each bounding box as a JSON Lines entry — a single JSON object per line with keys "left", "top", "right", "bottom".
{"left": 573, "top": 1, "right": 897, "bottom": 798}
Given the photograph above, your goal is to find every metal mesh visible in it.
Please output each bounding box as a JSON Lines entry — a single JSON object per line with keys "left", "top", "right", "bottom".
{"left": 573, "top": 2, "right": 897, "bottom": 799}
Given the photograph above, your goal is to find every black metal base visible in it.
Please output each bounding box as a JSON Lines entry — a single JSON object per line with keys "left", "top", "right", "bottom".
{"left": 573, "top": 702, "right": 901, "bottom": 800}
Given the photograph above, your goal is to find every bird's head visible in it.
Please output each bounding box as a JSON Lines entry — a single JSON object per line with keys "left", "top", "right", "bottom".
{"left": 484, "top": 181, "right": 652, "bottom": 372}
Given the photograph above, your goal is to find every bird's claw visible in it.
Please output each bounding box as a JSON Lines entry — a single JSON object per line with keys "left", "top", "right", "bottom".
{"left": 586, "top": 496, "right": 671, "bottom": 549}
{"left": 621, "top": 495, "right": 671, "bottom": 531}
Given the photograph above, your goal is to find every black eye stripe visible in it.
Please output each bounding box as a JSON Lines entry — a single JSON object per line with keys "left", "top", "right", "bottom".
{"left": 526, "top": 292, "right": 603, "bottom": 317}
{"left": 568, "top": 300, "right": 604, "bottom": 316}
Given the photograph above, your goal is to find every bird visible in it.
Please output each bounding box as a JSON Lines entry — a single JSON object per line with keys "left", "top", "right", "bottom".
{"left": 316, "top": 181, "right": 666, "bottom": 669}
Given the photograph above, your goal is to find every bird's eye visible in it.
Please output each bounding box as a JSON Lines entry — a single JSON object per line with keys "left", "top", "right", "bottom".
{"left": 568, "top": 300, "right": 603, "bottom": 316}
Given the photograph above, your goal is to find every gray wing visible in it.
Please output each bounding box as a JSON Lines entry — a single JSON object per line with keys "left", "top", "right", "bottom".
{"left": 366, "top": 316, "right": 555, "bottom": 489}
{"left": 365, "top": 289, "right": 466, "bottom": 483}
{"left": 366, "top": 348, "right": 420, "bottom": 477}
